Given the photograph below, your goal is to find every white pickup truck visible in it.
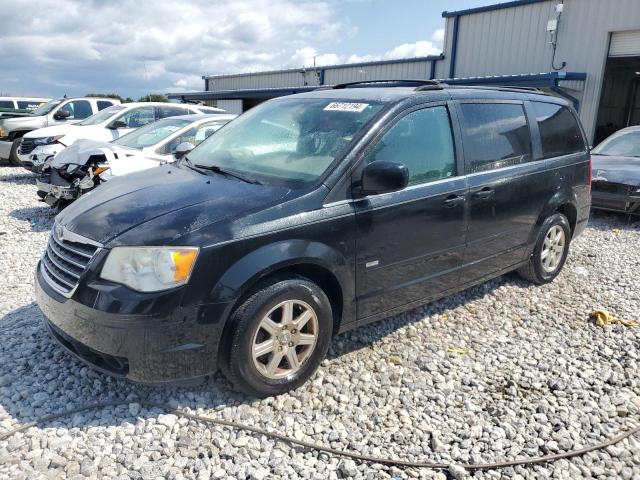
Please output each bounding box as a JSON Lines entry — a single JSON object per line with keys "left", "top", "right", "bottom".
{"left": 0, "top": 97, "right": 119, "bottom": 165}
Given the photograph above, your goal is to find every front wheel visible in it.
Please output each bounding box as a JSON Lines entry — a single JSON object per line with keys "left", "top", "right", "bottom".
{"left": 9, "top": 138, "right": 23, "bottom": 166}
{"left": 517, "top": 213, "right": 571, "bottom": 284}
{"left": 222, "top": 278, "right": 333, "bottom": 397}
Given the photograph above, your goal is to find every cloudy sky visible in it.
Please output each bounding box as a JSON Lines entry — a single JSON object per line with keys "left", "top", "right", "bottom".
{"left": 1, "top": 0, "right": 493, "bottom": 99}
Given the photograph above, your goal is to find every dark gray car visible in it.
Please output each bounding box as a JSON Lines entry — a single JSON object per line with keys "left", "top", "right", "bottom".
{"left": 591, "top": 126, "right": 640, "bottom": 215}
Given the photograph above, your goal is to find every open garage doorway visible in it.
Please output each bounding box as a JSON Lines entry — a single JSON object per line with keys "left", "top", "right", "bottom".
{"left": 595, "top": 31, "right": 640, "bottom": 145}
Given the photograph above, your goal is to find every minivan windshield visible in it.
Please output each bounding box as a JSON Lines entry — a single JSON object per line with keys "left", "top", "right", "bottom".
{"left": 31, "top": 100, "right": 61, "bottom": 116}
{"left": 186, "top": 98, "right": 384, "bottom": 186}
{"left": 593, "top": 130, "right": 640, "bottom": 158}
{"left": 112, "top": 117, "right": 192, "bottom": 149}
{"left": 78, "top": 105, "right": 126, "bottom": 126}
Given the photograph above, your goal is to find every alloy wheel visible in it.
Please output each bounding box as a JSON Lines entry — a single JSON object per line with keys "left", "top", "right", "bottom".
{"left": 251, "top": 299, "right": 319, "bottom": 379}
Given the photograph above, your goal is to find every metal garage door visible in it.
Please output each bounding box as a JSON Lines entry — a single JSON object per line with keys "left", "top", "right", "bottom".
{"left": 609, "top": 30, "right": 640, "bottom": 56}
{"left": 216, "top": 99, "right": 243, "bottom": 114}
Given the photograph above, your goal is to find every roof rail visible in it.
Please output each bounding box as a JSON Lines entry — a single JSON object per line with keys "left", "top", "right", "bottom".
{"left": 328, "top": 79, "right": 444, "bottom": 90}
{"left": 445, "top": 85, "right": 549, "bottom": 95}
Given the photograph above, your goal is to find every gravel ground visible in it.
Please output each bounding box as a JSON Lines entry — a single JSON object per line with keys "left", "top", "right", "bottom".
{"left": 0, "top": 165, "right": 639, "bottom": 480}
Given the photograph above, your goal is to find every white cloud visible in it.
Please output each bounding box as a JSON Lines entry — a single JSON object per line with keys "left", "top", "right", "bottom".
{"left": 431, "top": 28, "right": 445, "bottom": 49}
{"left": 0, "top": 0, "right": 444, "bottom": 98}
{"left": 291, "top": 39, "right": 442, "bottom": 69}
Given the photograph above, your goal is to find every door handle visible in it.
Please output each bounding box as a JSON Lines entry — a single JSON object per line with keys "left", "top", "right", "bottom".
{"left": 473, "top": 187, "right": 495, "bottom": 199}
{"left": 443, "top": 194, "right": 465, "bottom": 208}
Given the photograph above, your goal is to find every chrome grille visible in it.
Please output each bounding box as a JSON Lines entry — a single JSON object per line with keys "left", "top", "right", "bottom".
{"left": 40, "top": 226, "right": 100, "bottom": 296}
{"left": 19, "top": 138, "right": 37, "bottom": 155}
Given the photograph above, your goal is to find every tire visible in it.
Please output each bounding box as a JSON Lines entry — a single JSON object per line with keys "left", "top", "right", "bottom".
{"left": 8, "top": 138, "right": 22, "bottom": 166}
{"left": 221, "top": 278, "right": 333, "bottom": 397}
{"left": 517, "top": 213, "right": 571, "bottom": 284}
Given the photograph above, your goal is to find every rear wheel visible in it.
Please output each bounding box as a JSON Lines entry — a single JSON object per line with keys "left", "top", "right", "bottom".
{"left": 8, "top": 138, "right": 22, "bottom": 166}
{"left": 222, "top": 278, "right": 333, "bottom": 397}
{"left": 517, "top": 213, "right": 571, "bottom": 284}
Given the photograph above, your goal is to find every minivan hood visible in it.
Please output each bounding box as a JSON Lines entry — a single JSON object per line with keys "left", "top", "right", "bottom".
{"left": 25, "top": 124, "right": 77, "bottom": 139}
{"left": 592, "top": 154, "right": 640, "bottom": 186}
{"left": 56, "top": 164, "right": 291, "bottom": 245}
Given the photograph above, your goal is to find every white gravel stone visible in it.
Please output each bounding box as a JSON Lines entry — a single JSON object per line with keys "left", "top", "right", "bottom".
{"left": 0, "top": 167, "right": 639, "bottom": 480}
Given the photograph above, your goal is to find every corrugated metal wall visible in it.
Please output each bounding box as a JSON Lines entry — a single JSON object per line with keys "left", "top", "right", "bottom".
{"left": 323, "top": 61, "right": 432, "bottom": 84}
{"left": 441, "top": 0, "right": 640, "bottom": 139}
{"left": 205, "top": 60, "right": 437, "bottom": 92}
{"left": 206, "top": 70, "right": 320, "bottom": 90}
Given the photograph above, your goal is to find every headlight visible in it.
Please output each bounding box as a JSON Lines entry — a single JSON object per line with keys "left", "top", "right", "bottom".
{"left": 100, "top": 246, "right": 199, "bottom": 292}
{"left": 0, "top": 126, "right": 8, "bottom": 137}
{"left": 33, "top": 135, "right": 64, "bottom": 146}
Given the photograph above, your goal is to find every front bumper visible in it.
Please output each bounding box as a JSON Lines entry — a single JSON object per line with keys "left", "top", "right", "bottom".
{"left": 36, "top": 177, "right": 78, "bottom": 202}
{"left": 0, "top": 140, "right": 12, "bottom": 160}
{"left": 35, "top": 263, "right": 224, "bottom": 384}
{"left": 591, "top": 190, "right": 640, "bottom": 215}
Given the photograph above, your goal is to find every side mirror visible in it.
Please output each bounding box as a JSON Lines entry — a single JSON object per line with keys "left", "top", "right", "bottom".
{"left": 108, "top": 120, "right": 127, "bottom": 130}
{"left": 359, "top": 161, "right": 409, "bottom": 196}
{"left": 53, "top": 110, "right": 71, "bottom": 120}
{"left": 174, "top": 142, "right": 195, "bottom": 159}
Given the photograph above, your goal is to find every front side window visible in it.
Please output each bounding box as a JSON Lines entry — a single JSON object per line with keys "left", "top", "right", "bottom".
{"left": 78, "top": 105, "right": 126, "bottom": 126}
{"left": 115, "top": 106, "right": 156, "bottom": 128}
{"left": 460, "top": 103, "right": 532, "bottom": 173}
{"left": 58, "top": 100, "right": 92, "bottom": 119}
{"left": 187, "top": 98, "right": 384, "bottom": 187}
{"left": 0, "top": 100, "right": 13, "bottom": 108}
{"left": 531, "top": 102, "right": 585, "bottom": 158}
{"left": 113, "top": 118, "right": 192, "bottom": 149}
{"left": 592, "top": 130, "right": 640, "bottom": 158}
{"left": 364, "top": 106, "right": 456, "bottom": 185}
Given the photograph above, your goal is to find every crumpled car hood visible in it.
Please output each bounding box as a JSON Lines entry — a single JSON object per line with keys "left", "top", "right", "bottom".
{"left": 50, "top": 138, "right": 160, "bottom": 176}
{"left": 592, "top": 154, "right": 640, "bottom": 186}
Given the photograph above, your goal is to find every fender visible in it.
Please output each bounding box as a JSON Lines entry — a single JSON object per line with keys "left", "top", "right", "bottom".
{"left": 205, "top": 239, "right": 355, "bottom": 329}
{"left": 528, "top": 187, "right": 579, "bottom": 245}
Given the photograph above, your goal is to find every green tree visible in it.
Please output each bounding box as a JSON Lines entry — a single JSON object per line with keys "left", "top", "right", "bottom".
{"left": 138, "top": 94, "right": 168, "bottom": 102}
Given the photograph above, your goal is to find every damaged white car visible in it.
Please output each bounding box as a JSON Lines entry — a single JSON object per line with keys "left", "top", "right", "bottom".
{"left": 36, "top": 114, "right": 235, "bottom": 208}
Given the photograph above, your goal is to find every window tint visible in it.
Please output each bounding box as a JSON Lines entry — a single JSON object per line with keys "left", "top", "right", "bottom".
{"left": 59, "top": 100, "right": 92, "bottom": 119}
{"left": 115, "top": 106, "right": 156, "bottom": 128}
{"left": 0, "top": 100, "right": 14, "bottom": 108}
{"left": 97, "top": 100, "right": 114, "bottom": 111}
{"left": 364, "top": 106, "right": 456, "bottom": 185}
{"left": 157, "top": 106, "right": 191, "bottom": 119}
{"left": 460, "top": 103, "right": 532, "bottom": 173}
{"left": 531, "top": 102, "right": 585, "bottom": 158}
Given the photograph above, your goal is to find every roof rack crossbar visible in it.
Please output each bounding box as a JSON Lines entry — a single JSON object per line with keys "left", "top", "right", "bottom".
{"left": 330, "top": 79, "right": 444, "bottom": 90}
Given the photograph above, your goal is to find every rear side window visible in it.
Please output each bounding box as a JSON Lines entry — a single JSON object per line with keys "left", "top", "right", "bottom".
{"left": 460, "top": 103, "right": 532, "bottom": 173}
{"left": 364, "top": 106, "right": 456, "bottom": 185}
{"left": 531, "top": 102, "right": 585, "bottom": 158}
{"left": 0, "top": 100, "right": 14, "bottom": 108}
{"left": 97, "top": 100, "right": 114, "bottom": 111}
{"left": 157, "top": 106, "right": 191, "bottom": 119}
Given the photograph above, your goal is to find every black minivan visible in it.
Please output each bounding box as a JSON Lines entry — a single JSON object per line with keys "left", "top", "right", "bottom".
{"left": 35, "top": 81, "right": 591, "bottom": 397}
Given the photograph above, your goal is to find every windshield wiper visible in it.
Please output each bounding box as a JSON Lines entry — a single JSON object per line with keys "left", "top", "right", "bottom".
{"left": 193, "top": 163, "right": 262, "bottom": 185}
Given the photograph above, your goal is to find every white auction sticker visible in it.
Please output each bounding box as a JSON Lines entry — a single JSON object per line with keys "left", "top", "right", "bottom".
{"left": 324, "top": 102, "right": 369, "bottom": 112}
